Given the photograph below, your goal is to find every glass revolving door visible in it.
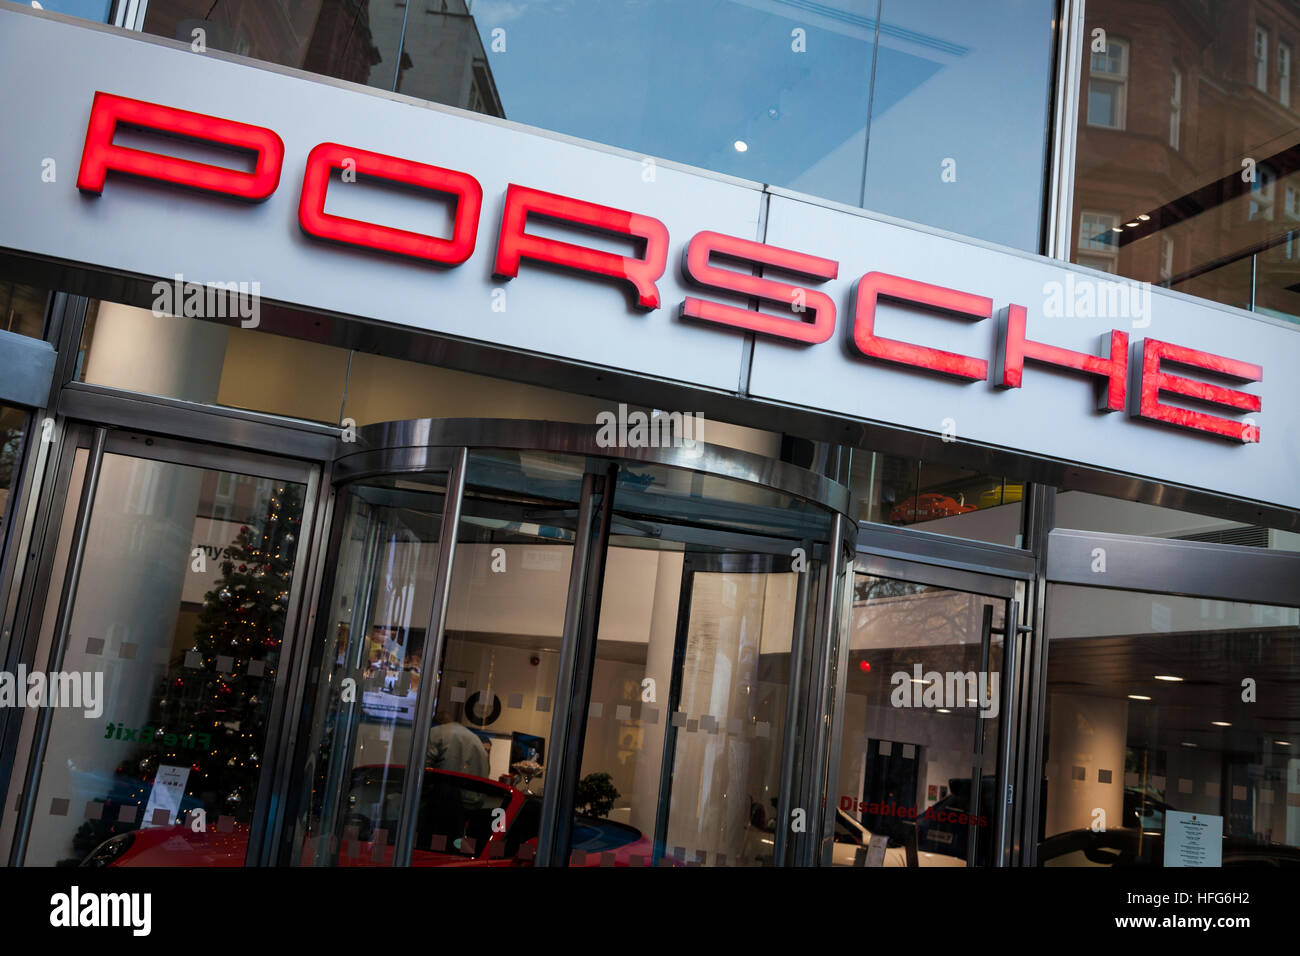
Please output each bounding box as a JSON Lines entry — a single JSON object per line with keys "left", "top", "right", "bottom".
{"left": 290, "top": 421, "right": 853, "bottom": 868}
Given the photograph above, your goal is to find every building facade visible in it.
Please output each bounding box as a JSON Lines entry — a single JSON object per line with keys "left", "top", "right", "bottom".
{"left": 0, "top": 0, "right": 1297, "bottom": 869}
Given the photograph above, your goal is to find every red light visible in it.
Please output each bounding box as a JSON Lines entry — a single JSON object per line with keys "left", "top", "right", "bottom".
{"left": 1135, "top": 339, "right": 1262, "bottom": 442}
{"left": 858, "top": 660, "right": 871, "bottom": 673}
{"left": 298, "top": 142, "right": 482, "bottom": 265}
{"left": 493, "top": 184, "right": 669, "bottom": 310}
{"left": 997, "top": 304, "right": 1129, "bottom": 411}
{"left": 76, "top": 91, "right": 283, "bottom": 201}
{"left": 851, "top": 272, "right": 991, "bottom": 380}
{"left": 680, "top": 230, "right": 839, "bottom": 343}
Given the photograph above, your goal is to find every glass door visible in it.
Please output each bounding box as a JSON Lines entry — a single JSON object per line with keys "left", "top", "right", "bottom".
{"left": 562, "top": 460, "right": 842, "bottom": 867}
{"left": 291, "top": 423, "right": 853, "bottom": 868}
{"left": 6, "top": 426, "right": 316, "bottom": 867}
{"left": 829, "top": 559, "right": 1022, "bottom": 867}
{"left": 294, "top": 449, "right": 590, "bottom": 867}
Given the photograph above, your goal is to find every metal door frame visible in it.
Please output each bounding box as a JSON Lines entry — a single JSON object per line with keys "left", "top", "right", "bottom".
{"left": 828, "top": 546, "right": 1029, "bottom": 867}
{"left": 293, "top": 418, "right": 854, "bottom": 869}
{"left": 1, "top": 420, "right": 320, "bottom": 867}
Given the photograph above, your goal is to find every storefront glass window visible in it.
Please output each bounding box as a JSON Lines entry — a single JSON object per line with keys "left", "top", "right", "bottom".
{"left": 1072, "top": 0, "right": 1300, "bottom": 324}
{"left": 23, "top": 454, "right": 306, "bottom": 866}
{"left": 140, "top": 0, "right": 404, "bottom": 97}
{"left": 850, "top": 450, "right": 1024, "bottom": 548}
{"left": 0, "top": 281, "right": 48, "bottom": 339}
{"left": 1055, "top": 489, "right": 1300, "bottom": 554}
{"left": 136, "top": 0, "right": 1054, "bottom": 251}
{"left": 0, "top": 405, "right": 27, "bottom": 551}
{"left": 567, "top": 460, "right": 835, "bottom": 867}
{"left": 1040, "top": 586, "right": 1300, "bottom": 867}
{"left": 78, "top": 300, "right": 350, "bottom": 424}
{"left": 297, "top": 474, "right": 448, "bottom": 866}
{"left": 35, "top": 0, "right": 112, "bottom": 23}
{"left": 832, "top": 574, "right": 1006, "bottom": 866}
{"left": 76, "top": 296, "right": 786, "bottom": 459}
{"left": 296, "top": 451, "right": 584, "bottom": 866}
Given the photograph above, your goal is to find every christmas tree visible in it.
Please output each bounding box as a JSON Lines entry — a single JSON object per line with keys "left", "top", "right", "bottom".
{"left": 84, "top": 483, "right": 304, "bottom": 853}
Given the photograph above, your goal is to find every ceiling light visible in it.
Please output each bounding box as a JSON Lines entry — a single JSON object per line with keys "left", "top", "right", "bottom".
{"left": 1181, "top": 741, "right": 1197, "bottom": 748}
{"left": 1278, "top": 740, "right": 1292, "bottom": 747}
{"left": 1126, "top": 221, "right": 1140, "bottom": 228}
{"left": 1211, "top": 721, "right": 1231, "bottom": 727}
{"left": 1138, "top": 214, "right": 1151, "bottom": 221}
{"left": 1154, "top": 675, "right": 1183, "bottom": 682}
{"left": 733, "top": 140, "right": 748, "bottom": 153}
{"left": 1128, "top": 694, "right": 1152, "bottom": 701}
{"left": 936, "top": 708, "right": 951, "bottom": 714}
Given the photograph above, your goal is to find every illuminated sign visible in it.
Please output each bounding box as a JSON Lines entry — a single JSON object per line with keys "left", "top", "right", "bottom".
{"left": 74, "top": 90, "right": 1263, "bottom": 445}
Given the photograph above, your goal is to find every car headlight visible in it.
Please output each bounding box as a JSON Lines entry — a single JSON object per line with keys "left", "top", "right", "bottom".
{"left": 80, "top": 831, "right": 136, "bottom": 867}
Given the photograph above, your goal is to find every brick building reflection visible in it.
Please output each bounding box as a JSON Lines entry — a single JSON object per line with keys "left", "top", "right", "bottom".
{"left": 143, "top": 0, "right": 503, "bottom": 117}
{"left": 1073, "top": 0, "right": 1300, "bottom": 324}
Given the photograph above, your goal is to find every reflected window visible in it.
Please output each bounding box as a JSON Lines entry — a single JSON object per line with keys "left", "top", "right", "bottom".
{"left": 1169, "top": 67, "right": 1182, "bottom": 149}
{"left": 1077, "top": 210, "right": 1121, "bottom": 273}
{"left": 1280, "top": 43, "right": 1291, "bottom": 107}
{"left": 1088, "top": 37, "right": 1128, "bottom": 130}
{"left": 1250, "top": 164, "right": 1276, "bottom": 222}
{"left": 1255, "top": 25, "right": 1269, "bottom": 92}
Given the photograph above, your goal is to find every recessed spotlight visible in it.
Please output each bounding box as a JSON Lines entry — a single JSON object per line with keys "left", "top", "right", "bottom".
{"left": 1128, "top": 694, "right": 1152, "bottom": 701}
{"left": 733, "top": 140, "right": 748, "bottom": 153}
{"left": 1278, "top": 740, "right": 1292, "bottom": 747}
{"left": 1126, "top": 221, "right": 1140, "bottom": 228}
{"left": 936, "top": 708, "right": 951, "bottom": 714}
{"left": 1181, "top": 741, "right": 1197, "bottom": 748}
{"left": 1211, "top": 721, "right": 1231, "bottom": 727}
{"left": 1111, "top": 226, "right": 1124, "bottom": 233}
{"left": 1137, "top": 214, "right": 1151, "bottom": 221}
{"left": 1154, "top": 675, "right": 1183, "bottom": 682}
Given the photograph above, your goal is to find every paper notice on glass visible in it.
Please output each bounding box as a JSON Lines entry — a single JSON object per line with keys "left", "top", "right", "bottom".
{"left": 1162, "top": 810, "right": 1222, "bottom": 867}
{"left": 142, "top": 765, "right": 190, "bottom": 828}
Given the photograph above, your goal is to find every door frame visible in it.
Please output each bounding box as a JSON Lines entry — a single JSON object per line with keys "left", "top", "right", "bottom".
{"left": 0, "top": 420, "right": 321, "bottom": 866}
{"left": 833, "top": 542, "right": 1030, "bottom": 867}
{"left": 290, "top": 419, "right": 855, "bottom": 868}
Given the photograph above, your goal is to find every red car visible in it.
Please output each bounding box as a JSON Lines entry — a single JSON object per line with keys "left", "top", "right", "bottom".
{"left": 81, "top": 765, "right": 659, "bottom": 867}
{"left": 889, "top": 493, "right": 977, "bottom": 524}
